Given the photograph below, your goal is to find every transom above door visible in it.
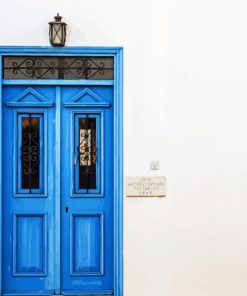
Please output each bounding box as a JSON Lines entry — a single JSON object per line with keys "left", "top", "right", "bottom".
{"left": 0, "top": 47, "right": 123, "bottom": 296}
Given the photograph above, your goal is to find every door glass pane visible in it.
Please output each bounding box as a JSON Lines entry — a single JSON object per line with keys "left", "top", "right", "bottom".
{"left": 22, "top": 116, "right": 40, "bottom": 189}
{"left": 79, "top": 117, "right": 96, "bottom": 189}
{"left": 18, "top": 114, "right": 43, "bottom": 194}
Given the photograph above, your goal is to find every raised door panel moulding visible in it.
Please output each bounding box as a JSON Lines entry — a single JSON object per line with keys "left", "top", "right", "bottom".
{"left": 5, "top": 87, "right": 54, "bottom": 107}
{"left": 70, "top": 213, "right": 104, "bottom": 276}
{"left": 64, "top": 88, "right": 111, "bottom": 108}
{"left": 13, "top": 213, "right": 47, "bottom": 276}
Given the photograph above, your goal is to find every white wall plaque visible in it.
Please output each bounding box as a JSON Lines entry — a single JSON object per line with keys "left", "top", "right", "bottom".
{"left": 125, "top": 176, "right": 166, "bottom": 197}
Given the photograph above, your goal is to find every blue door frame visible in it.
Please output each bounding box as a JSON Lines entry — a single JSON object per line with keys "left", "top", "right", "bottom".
{"left": 0, "top": 46, "right": 123, "bottom": 296}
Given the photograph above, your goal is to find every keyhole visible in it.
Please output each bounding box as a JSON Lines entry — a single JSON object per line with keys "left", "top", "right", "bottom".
{"left": 66, "top": 207, "right": 68, "bottom": 213}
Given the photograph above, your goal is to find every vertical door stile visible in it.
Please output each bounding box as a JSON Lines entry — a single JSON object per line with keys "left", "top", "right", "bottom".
{"left": 54, "top": 86, "right": 61, "bottom": 294}
{"left": 113, "top": 49, "right": 123, "bottom": 296}
{"left": 0, "top": 53, "right": 2, "bottom": 295}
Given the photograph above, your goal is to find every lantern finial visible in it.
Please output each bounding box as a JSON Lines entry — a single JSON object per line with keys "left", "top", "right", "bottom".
{"left": 54, "top": 13, "right": 62, "bottom": 22}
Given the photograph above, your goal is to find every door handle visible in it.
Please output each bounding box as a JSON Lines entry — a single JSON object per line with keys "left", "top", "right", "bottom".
{"left": 65, "top": 207, "right": 68, "bottom": 213}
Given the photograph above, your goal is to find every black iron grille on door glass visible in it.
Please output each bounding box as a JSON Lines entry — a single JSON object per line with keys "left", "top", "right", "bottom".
{"left": 21, "top": 115, "right": 40, "bottom": 190}
{"left": 3, "top": 56, "right": 114, "bottom": 79}
{"left": 79, "top": 117, "right": 96, "bottom": 189}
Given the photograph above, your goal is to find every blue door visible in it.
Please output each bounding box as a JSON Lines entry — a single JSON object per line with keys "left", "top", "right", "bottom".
{"left": 2, "top": 85, "right": 113, "bottom": 295}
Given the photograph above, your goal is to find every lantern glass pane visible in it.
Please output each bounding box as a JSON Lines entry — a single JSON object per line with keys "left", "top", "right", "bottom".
{"left": 52, "top": 24, "right": 62, "bottom": 44}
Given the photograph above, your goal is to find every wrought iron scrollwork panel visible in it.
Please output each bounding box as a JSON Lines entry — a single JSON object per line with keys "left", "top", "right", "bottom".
{"left": 78, "top": 117, "right": 97, "bottom": 190}
{"left": 3, "top": 56, "right": 114, "bottom": 80}
{"left": 21, "top": 115, "right": 41, "bottom": 191}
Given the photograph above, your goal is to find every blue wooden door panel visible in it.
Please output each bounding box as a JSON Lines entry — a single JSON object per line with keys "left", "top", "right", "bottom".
{"left": 2, "top": 85, "right": 114, "bottom": 295}
{"left": 2, "top": 86, "right": 56, "bottom": 294}
{"left": 61, "top": 86, "right": 113, "bottom": 293}
{"left": 71, "top": 213, "right": 103, "bottom": 275}
{"left": 13, "top": 213, "right": 47, "bottom": 276}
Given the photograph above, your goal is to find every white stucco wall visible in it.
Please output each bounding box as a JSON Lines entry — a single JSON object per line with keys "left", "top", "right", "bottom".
{"left": 1, "top": 0, "right": 247, "bottom": 295}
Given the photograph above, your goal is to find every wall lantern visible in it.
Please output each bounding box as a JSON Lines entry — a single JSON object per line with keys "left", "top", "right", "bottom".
{"left": 49, "top": 13, "right": 67, "bottom": 47}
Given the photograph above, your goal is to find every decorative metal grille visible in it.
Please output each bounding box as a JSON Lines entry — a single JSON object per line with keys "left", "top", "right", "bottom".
{"left": 78, "top": 117, "right": 96, "bottom": 189}
{"left": 3, "top": 56, "right": 114, "bottom": 79}
{"left": 21, "top": 115, "right": 40, "bottom": 190}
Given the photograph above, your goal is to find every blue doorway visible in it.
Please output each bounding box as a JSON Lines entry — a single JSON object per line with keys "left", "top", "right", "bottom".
{"left": 0, "top": 48, "right": 123, "bottom": 296}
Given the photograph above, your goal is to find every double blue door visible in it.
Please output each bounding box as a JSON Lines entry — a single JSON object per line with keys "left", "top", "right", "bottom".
{"left": 2, "top": 85, "right": 113, "bottom": 295}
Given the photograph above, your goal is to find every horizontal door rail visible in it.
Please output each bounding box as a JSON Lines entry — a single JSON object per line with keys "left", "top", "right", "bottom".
{"left": 2, "top": 80, "right": 114, "bottom": 86}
